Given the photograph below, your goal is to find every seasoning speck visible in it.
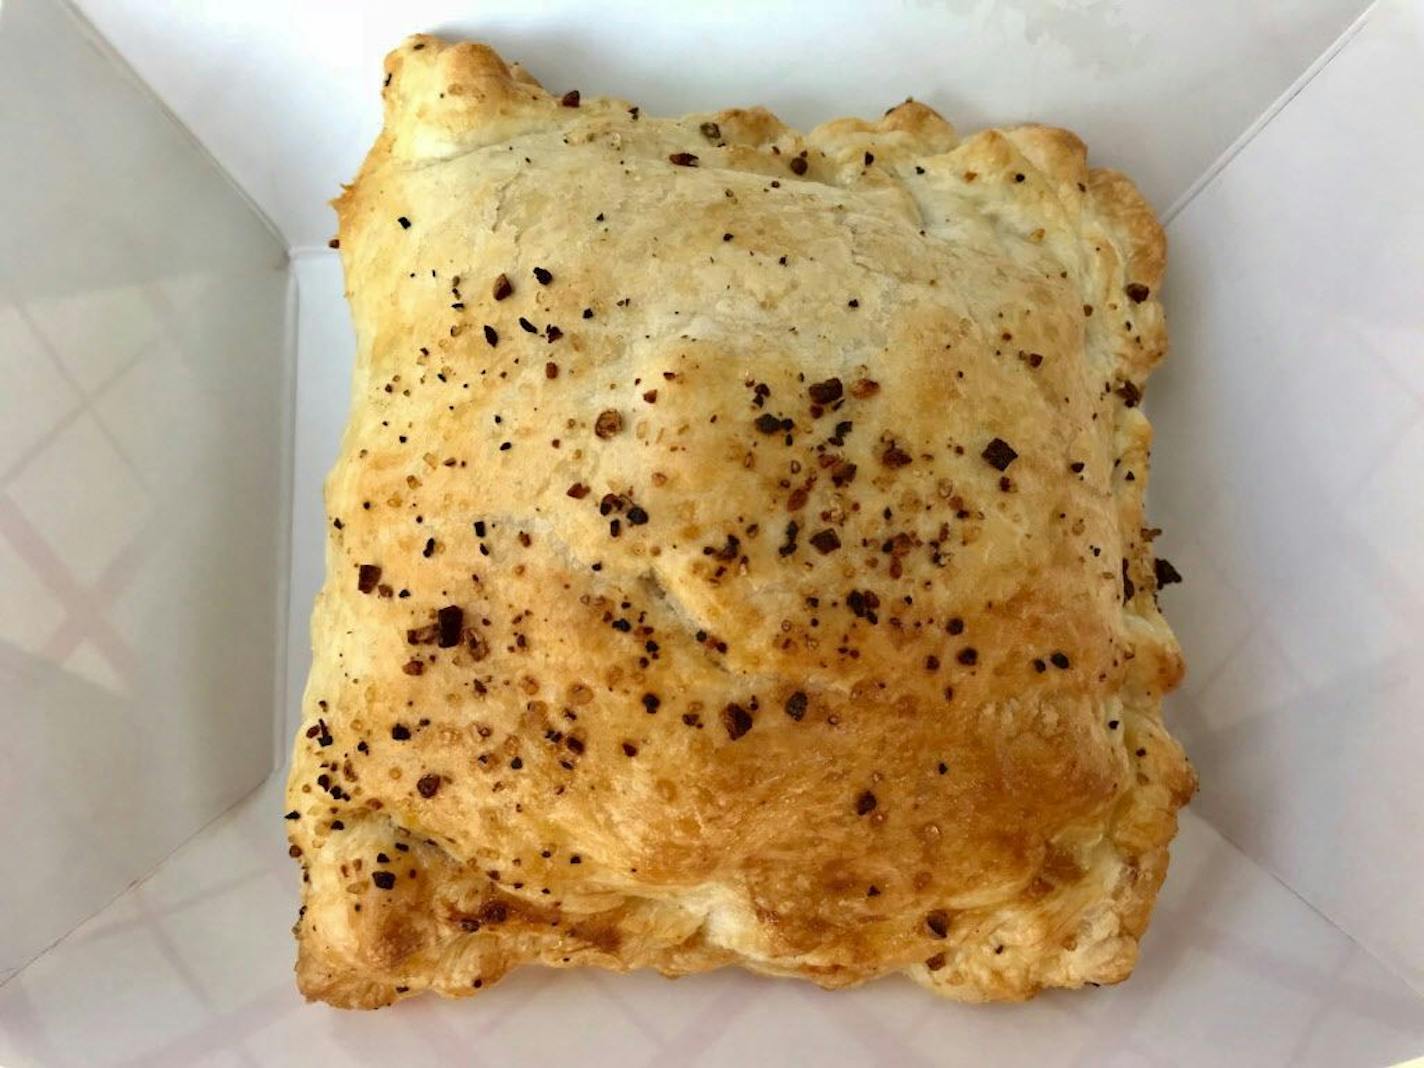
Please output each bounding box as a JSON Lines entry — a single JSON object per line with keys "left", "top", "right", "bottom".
{"left": 437, "top": 605, "right": 464, "bottom": 648}
{"left": 416, "top": 774, "right": 441, "bottom": 798}
{"left": 594, "top": 409, "right": 624, "bottom": 439}
{"left": 533, "top": 266, "right": 553, "bottom": 285}
{"left": 855, "top": 790, "right": 878, "bottom": 816}
{"left": 981, "top": 437, "right": 1018, "bottom": 471}
{"left": 722, "top": 703, "right": 753, "bottom": 740}
{"left": 669, "top": 152, "right": 699, "bottom": 167}
{"left": 881, "top": 443, "right": 912, "bottom": 468}
{"left": 1155, "top": 558, "right": 1183, "bottom": 588}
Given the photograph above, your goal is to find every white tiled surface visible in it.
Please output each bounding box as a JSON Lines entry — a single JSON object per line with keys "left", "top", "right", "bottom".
{"left": 72, "top": 0, "right": 1371, "bottom": 249}
{"left": 0, "top": 0, "right": 290, "bottom": 977}
{"left": 1151, "top": 0, "right": 1424, "bottom": 994}
{"left": 7, "top": 414, "right": 151, "bottom": 588}
{"left": 23, "top": 284, "right": 163, "bottom": 393}
{"left": 0, "top": 306, "right": 81, "bottom": 476}
{"left": 1, "top": 774, "right": 1420, "bottom": 1068}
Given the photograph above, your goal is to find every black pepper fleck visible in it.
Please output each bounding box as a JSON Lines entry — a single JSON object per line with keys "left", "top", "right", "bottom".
{"left": 1155, "top": 558, "right": 1183, "bottom": 588}
{"left": 722, "top": 703, "right": 753, "bottom": 740}
{"left": 357, "top": 564, "right": 381, "bottom": 594}
{"left": 437, "top": 605, "right": 464, "bottom": 648}
{"left": 981, "top": 438, "right": 1018, "bottom": 471}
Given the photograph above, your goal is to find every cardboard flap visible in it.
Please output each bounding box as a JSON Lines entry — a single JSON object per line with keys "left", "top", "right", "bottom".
{"left": 74, "top": 0, "right": 1371, "bottom": 248}
{"left": 0, "top": 0, "right": 288, "bottom": 979}
{"left": 1154, "top": 0, "right": 1424, "bottom": 995}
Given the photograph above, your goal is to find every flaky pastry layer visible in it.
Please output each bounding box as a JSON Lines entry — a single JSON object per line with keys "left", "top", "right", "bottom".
{"left": 287, "top": 36, "right": 1195, "bottom": 1009}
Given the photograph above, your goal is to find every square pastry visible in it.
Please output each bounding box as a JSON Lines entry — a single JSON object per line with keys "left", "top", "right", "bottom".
{"left": 288, "top": 35, "right": 1194, "bottom": 1008}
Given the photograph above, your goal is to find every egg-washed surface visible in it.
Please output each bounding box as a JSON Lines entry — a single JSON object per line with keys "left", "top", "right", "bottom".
{"left": 287, "top": 34, "right": 1194, "bottom": 1009}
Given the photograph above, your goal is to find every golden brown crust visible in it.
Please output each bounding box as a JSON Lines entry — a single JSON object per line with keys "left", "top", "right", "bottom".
{"left": 290, "top": 35, "right": 1194, "bottom": 1009}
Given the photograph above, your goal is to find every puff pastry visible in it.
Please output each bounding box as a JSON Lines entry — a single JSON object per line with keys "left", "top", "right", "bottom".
{"left": 287, "top": 35, "right": 1195, "bottom": 1009}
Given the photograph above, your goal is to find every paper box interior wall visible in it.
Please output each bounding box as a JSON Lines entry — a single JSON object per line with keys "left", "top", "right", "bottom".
{"left": 1, "top": 1, "right": 1421, "bottom": 1064}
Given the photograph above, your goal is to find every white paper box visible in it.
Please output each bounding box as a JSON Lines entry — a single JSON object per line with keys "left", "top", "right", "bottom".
{"left": 2, "top": 1, "right": 1422, "bottom": 1064}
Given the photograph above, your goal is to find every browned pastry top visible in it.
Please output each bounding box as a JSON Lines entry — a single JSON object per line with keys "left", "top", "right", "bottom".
{"left": 287, "top": 35, "right": 1194, "bottom": 1009}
